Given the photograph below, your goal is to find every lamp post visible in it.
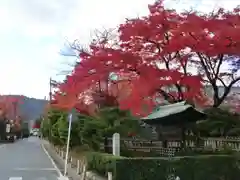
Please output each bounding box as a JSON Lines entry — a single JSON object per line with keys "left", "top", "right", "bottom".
{"left": 63, "top": 113, "right": 72, "bottom": 177}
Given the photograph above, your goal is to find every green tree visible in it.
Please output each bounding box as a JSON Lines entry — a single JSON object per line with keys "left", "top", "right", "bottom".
{"left": 58, "top": 115, "right": 68, "bottom": 145}
{"left": 50, "top": 120, "right": 62, "bottom": 145}
{"left": 197, "top": 108, "right": 240, "bottom": 137}
{"left": 78, "top": 107, "right": 142, "bottom": 151}
{"left": 41, "top": 107, "right": 143, "bottom": 151}
{"left": 40, "top": 108, "right": 67, "bottom": 142}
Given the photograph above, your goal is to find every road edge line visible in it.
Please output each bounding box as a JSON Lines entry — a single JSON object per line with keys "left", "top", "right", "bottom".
{"left": 41, "top": 143, "right": 63, "bottom": 177}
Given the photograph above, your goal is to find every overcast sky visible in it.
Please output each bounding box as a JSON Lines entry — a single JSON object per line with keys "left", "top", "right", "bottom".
{"left": 0, "top": 0, "right": 238, "bottom": 99}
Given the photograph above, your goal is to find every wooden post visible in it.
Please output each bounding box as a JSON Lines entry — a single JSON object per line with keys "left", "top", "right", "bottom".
{"left": 77, "top": 160, "right": 80, "bottom": 175}
{"left": 69, "top": 156, "right": 72, "bottom": 163}
{"left": 112, "top": 133, "right": 120, "bottom": 156}
{"left": 108, "top": 172, "right": 113, "bottom": 180}
{"left": 81, "top": 165, "right": 86, "bottom": 180}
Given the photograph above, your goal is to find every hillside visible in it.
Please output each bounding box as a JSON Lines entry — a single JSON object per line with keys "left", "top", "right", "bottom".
{"left": 3, "top": 95, "right": 48, "bottom": 121}
{"left": 19, "top": 96, "right": 48, "bottom": 120}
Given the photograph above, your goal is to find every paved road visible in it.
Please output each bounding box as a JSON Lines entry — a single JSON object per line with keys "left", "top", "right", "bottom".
{"left": 0, "top": 137, "right": 61, "bottom": 180}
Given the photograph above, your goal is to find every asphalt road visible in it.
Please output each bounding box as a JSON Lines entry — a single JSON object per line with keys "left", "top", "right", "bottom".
{"left": 0, "top": 137, "right": 61, "bottom": 180}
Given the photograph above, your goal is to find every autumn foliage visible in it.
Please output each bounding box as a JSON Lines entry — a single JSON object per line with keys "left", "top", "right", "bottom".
{"left": 52, "top": 0, "right": 240, "bottom": 116}
{"left": 32, "top": 122, "right": 41, "bottom": 129}
{"left": 0, "top": 96, "right": 22, "bottom": 119}
{"left": 0, "top": 95, "right": 23, "bottom": 130}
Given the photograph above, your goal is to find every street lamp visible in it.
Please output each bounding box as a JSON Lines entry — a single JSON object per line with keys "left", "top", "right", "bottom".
{"left": 63, "top": 112, "right": 73, "bottom": 177}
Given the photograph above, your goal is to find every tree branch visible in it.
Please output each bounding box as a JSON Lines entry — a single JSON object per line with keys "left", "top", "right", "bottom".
{"left": 219, "top": 76, "right": 240, "bottom": 105}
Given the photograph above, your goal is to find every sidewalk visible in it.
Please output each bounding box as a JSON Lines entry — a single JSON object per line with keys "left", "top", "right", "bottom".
{"left": 41, "top": 140, "right": 106, "bottom": 180}
{"left": 41, "top": 140, "right": 82, "bottom": 180}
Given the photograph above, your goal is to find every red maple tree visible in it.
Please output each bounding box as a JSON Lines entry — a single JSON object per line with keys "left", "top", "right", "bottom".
{"left": 0, "top": 96, "right": 22, "bottom": 119}
{"left": 53, "top": 0, "right": 240, "bottom": 116}
{"left": 178, "top": 6, "right": 240, "bottom": 108}
{"left": 52, "top": 30, "right": 135, "bottom": 115}
{"left": 52, "top": 73, "right": 133, "bottom": 115}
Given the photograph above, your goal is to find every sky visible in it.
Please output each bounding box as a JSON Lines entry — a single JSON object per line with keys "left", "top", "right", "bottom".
{"left": 0, "top": 0, "right": 238, "bottom": 99}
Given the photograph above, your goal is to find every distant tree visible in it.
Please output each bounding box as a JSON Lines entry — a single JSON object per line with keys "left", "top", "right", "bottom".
{"left": 198, "top": 108, "right": 240, "bottom": 137}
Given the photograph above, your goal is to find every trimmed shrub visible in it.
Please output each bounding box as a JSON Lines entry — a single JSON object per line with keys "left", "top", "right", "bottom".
{"left": 86, "top": 153, "right": 240, "bottom": 180}
{"left": 86, "top": 152, "right": 125, "bottom": 177}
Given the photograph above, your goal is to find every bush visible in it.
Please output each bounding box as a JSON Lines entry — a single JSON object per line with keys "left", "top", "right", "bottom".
{"left": 86, "top": 152, "right": 125, "bottom": 177}
{"left": 86, "top": 153, "right": 240, "bottom": 180}
{"left": 120, "top": 147, "right": 236, "bottom": 158}
{"left": 115, "top": 156, "right": 240, "bottom": 180}
{"left": 198, "top": 108, "right": 240, "bottom": 137}
{"left": 175, "top": 147, "right": 235, "bottom": 156}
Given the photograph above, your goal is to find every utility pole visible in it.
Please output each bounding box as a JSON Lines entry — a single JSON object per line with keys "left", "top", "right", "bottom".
{"left": 49, "top": 77, "right": 52, "bottom": 101}
{"left": 49, "top": 77, "right": 59, "bottom": 101}
{"left": 48, "top": 77, "right": 52, "bottom": 141}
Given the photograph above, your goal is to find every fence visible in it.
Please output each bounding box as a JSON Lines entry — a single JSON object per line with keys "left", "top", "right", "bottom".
{"left": 52, "top": 145, "right": 106, "bottom": 180}
{"left": 50, "top": 136, "right": 240, "bottom": 180}
{"left": 54, "top": 145, "right": 85, "bottom": 175}
{"left": 101, "top": 136, "right": 240, "bottom": 156}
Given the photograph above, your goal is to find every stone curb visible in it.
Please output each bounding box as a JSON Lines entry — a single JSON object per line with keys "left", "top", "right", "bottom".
{"left": 42, "top": 140, "right": 107, "bottom": 180}
{"left": 41, "top": 140, "right": 82, "bottom": 180}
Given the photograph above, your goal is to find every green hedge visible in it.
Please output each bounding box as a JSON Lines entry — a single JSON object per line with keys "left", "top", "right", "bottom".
{"left": 86, "top": 152, "right": 240, "bottom": 180}
{"left": 115, "top": 156, "right": 240, "bottom": 180}
{"left": 86, "top": 152, "right": 125, "bottom": 177}
{"left": 175, "top": 147, "right": 235, "bottom": 156}
{"left": 121, "top": 148, "right": 235, "bottom": 157}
